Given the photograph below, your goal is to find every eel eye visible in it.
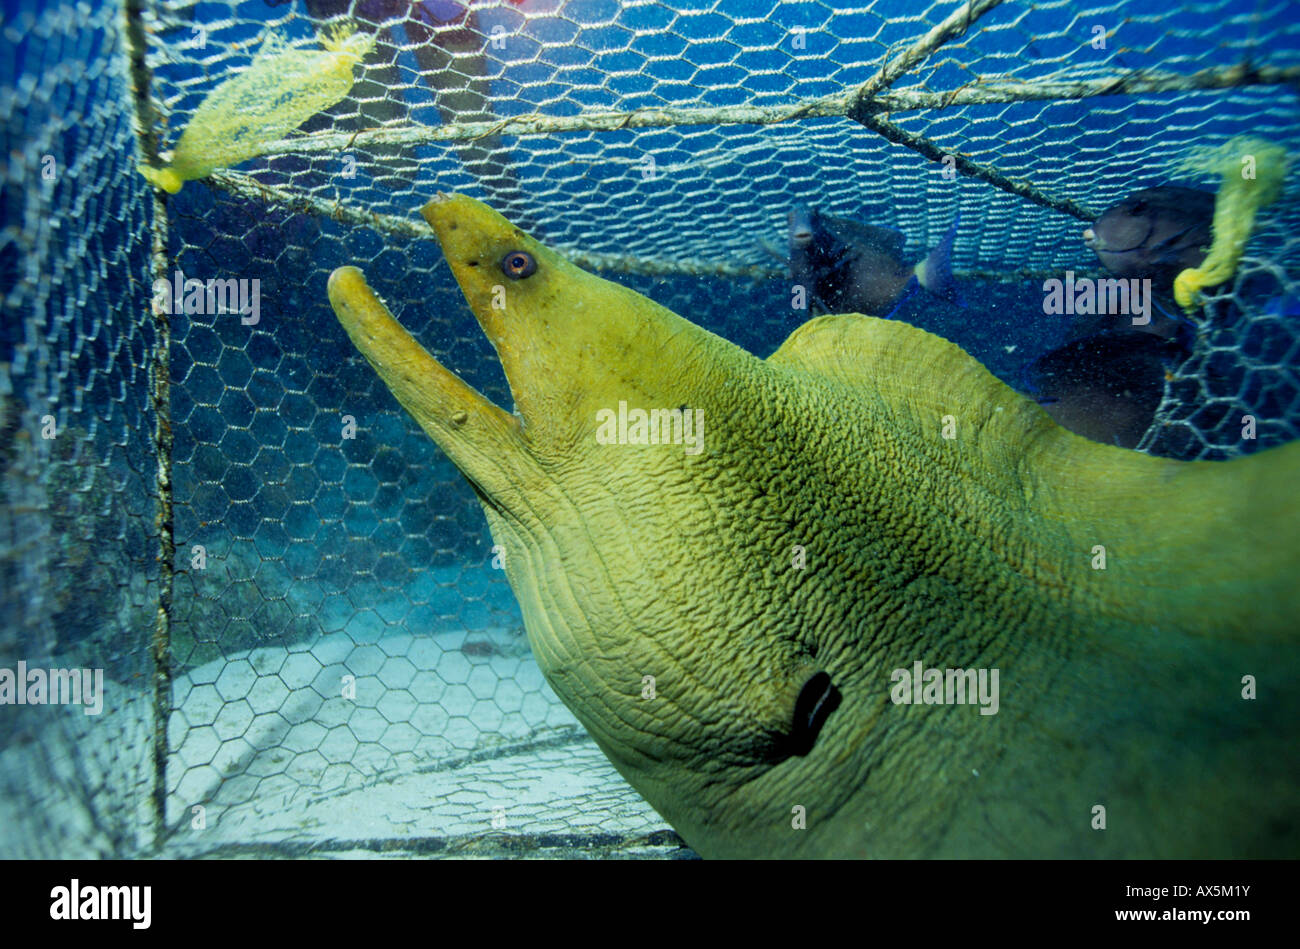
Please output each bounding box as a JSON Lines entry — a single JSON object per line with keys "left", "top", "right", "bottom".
{"left": 500, "top": 250, "right": 537, "bottom": 279}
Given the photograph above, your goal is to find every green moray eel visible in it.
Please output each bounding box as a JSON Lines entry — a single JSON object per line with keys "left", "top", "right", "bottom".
{"left": 328, "top": 194, "right": 1300, "bottom": 858}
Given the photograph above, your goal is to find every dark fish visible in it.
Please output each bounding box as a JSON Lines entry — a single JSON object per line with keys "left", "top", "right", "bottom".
{"left": 788, "top": 206, "right": 959, "bottom": 316}
{"left": 1024, "top": 330, "right": 1190, "bottom": 449}
{"left": 1083, "top": 186, "right": 1214, "bottom": 294}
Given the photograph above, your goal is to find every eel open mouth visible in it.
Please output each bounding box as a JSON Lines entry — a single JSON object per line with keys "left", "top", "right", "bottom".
{"left": 326, "top": 192, "right": 719, "bottom": 510}
{"left": 325, "top": 200, "right": 530, "bottom": 508}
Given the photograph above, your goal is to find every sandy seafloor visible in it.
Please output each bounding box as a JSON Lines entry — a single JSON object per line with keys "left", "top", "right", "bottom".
{"left": 164, "top": 624, "right": 675, "bottom": 857}
{"left": 0, "top": 613, "right": 683, "bottom": 858}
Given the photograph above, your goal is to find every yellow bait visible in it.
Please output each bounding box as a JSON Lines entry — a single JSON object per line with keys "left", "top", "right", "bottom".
{"left": 1173, "top": 135, "right": 1288, "bottom": 311}
{"left": 139, "top": 24, "right": 375, "bottom": 193}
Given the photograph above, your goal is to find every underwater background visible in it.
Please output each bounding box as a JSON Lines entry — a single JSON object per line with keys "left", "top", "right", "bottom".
{"left": 1, "top": 0, "right": 1297, "bottom": 857}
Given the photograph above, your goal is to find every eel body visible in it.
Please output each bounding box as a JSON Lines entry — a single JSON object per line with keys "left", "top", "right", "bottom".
{"left": 328, "top": 194, "right": 1299, "bottom": 858}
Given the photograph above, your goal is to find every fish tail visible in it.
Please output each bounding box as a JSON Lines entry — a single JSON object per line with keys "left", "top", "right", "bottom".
{"left": 915, "top": 214, "right": 961, "bottom": 303}
{"left": 880, "top": 277, "right": 920, "bottom": 321}
{"left": 1150, "top": 296, "right": 1199, "bottom": 353}
{"left": 1019, "top": 356, "right": 1043, "bottom": 397}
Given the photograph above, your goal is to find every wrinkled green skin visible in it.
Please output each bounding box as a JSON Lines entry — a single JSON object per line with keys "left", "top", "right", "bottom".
{"left": 330, "top": 196, "right": 1300, "bottom": 859}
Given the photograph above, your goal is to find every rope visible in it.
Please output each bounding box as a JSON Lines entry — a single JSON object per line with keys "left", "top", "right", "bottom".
{"left": 241, "top": 64, "right": 1300, "bottom": 155}
{"left": 209, "top": 169, "right": 1093, "bottom": 281}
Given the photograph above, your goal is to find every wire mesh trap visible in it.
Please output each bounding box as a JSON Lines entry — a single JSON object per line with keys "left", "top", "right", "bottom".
{"left": 1, "top": 0, "right": 1297, "bottom": 858}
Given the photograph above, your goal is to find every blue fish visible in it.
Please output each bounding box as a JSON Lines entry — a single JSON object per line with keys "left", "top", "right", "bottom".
{"left": 787, "top": 206, "right": 960, "bottom": 317}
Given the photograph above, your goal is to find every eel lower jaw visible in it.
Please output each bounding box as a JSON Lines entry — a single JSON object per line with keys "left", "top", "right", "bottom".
{"left": 327, "top": 265, "right": 532, "bottom": 507}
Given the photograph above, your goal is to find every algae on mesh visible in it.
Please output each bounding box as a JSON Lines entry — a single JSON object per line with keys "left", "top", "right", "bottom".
{"left": 1173, "top": 135, "right": 1289, "bottom": 311}
{"left": 139, "top": 23, "right": 375, "bottom": 193}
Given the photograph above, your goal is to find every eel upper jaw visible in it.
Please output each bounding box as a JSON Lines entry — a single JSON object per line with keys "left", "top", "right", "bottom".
{"left": 419, "top": 193, "right": 729, "bottom": 460}
{"left": 418, "top": 192, "right": 575, "bottom": 441}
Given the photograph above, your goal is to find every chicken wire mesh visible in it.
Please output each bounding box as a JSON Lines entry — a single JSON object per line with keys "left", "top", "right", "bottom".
{"left": 1, "top": 0, "right": 1297, "bottom": 858}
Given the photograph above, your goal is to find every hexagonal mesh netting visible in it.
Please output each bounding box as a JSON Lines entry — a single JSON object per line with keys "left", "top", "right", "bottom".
{"left": 1, "top": 0, "right": 1297, "bottom": 858}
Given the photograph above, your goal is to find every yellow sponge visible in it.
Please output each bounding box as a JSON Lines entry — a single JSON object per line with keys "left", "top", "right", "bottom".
{"left": 138, "top": 24, "right": 375, "bottom": 193}
{"left": 1173, "top": 135, "right": 1288, "bottom": 311}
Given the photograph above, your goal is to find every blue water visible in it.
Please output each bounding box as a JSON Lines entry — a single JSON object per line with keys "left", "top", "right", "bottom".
{"left": 3, "top": 0, "right": 1298, "bottom": 789}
